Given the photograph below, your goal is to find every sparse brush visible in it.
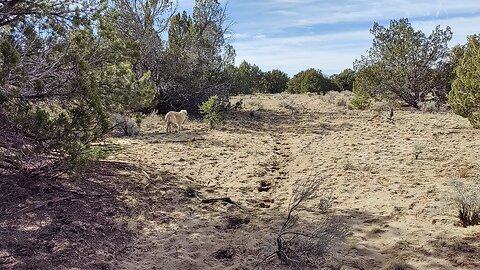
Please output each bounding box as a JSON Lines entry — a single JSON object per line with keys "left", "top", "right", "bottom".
{"left": 449, "top": 178, "right": 480, "bottom": 227}
{"left": 335, "top": 96, "right": 348, "bottom": 107}
{"left": 323, "top": 91, "right": 339, "bottom": 104}
{"left": 419, "top": 100, "right": 440, "bottom": 113}
{"left": 317, "top": 191, "right": 334, "bottom": 213}
{"left": 279, "top": 100, "right": 307, "bottom": 115}
{"left": 258, "top": 174, "right": 349, "bottom": 269}
{"left": 111, "top": 113, "right": 140, "bottom": 136}
{"left": 279, "top": 100, "right": 297, "bottom": 114}
{"left": 382, "top": 260, "right": 417, "bottom": 270}
{"left": 413, "top": 143, "right": 426, "bottom": 160}
{"left": 245, "top": 99, "right": 263, "bottom": 110}
{"left": 343, "top": 160, "right": 355, "bottom": 171}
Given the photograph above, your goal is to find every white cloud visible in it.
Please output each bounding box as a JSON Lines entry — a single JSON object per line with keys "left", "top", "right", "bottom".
{"left": 175, "top": 0, "right": 480, "bottom": 76}
{"left": 234, "top": 17, "right": 480, "bottom": 76}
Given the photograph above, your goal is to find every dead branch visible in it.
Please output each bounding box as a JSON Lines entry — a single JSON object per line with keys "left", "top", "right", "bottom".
{"left": 201, "top": 197, "right": 241, "bottom": 208}
{"left": 258, "top": 173, "right": 349, "bottom": 269}
{"left": 368, "top": 113, "right": 395, "bottom": 123}
{"left": 162, "top": 137, "right": 206, "bottom": 143}
{"left": 8, "top": 196, "right": 72, "bottom": 217}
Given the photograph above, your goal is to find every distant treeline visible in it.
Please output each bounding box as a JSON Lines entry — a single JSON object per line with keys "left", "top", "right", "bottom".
{"left": 230, "top": 62, "right": 354, "bottom": 95}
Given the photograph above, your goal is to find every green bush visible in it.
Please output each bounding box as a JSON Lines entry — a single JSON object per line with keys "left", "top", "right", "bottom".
{"left": 199, "top": 95, "right": 224, "bottom": 129}
{"left": 350, "top": 85, "right": 371, "bottom": 110}
{"left": 287, "top": 68, "right": 338, "bottom": 94}
{"left": 448, "top": 35, "right": 480, "bottom": 128}
{"left": 0, "top": 3, "right": 155, "bottom": 177}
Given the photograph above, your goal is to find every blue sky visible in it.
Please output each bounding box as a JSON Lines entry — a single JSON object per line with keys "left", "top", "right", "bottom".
{"left": 177, "top": 0, "right": 480, "bottom": 76}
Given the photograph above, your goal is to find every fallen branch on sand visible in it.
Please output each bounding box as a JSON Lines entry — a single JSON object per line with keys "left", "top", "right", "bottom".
{"left": 201, "top": 197, "right": 241, "bottom": 208}
{"left": 8, "top": 197, "right": 72, "bottom": 217}
{"left": 368, "top": 113, "right": 394, "bottom": 123}
{"left": 184, "top": 186, "right": 242, "bottom": 208}
{"left": 163, "top": 137, "right": 206, "bottom": 143}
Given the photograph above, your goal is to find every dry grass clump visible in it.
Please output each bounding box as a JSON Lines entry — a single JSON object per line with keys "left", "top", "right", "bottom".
{"left": 279, "top": 100, "right": 307, "bottom": 115}
{"left": 111, "top": 113, "right": 140, "bottom": 136}
{"left": 413, "top": 143, "right": 426, "bottom": 160}
{"left": 370, "top": 100, "right": 391, "bottom": 112}
{"left": 449, "top": 178, "right": 480, "bottom": 227}
{"left": 342, "top": 160, "right": 355, "bottom": 171}
{"left": 418, "top": 100, "right": 450, "bottom": 113}
{"left": 244, "top": 99, "right": 263, "bottom": 110}
{"left": 382, "top": 260, "right": 417, "bottom": 270}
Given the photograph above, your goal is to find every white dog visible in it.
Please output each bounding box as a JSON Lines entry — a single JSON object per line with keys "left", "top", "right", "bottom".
{"left": 165, "top": 110, "right": 188, "bottom": 133}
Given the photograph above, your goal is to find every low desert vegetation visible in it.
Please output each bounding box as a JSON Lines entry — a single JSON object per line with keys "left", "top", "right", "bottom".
{"left": 259, "top": 175, "right": 349, "bottom": 268}
{"left": 382, "top": 260, "right": 417, "bottom": 270}
{"left": 449, "top": 178, "right": 480, "bottom": 227}
{"left": 199, "top": 95, "right": 225, "bottom": 129}
{"left": 413, "top": 143, "right": 426, "bottom": 160}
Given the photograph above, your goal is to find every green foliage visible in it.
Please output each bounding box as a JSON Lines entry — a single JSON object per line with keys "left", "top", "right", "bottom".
{"left": 236, "top": 60, "right": 264, "bottom": 94}
{"left": 263, "top": 69, "right": 289, "bottom": 93}
{"left": 199, "top": 95, "right": 224, "bottom": 129}
{"left": 154, "top": 1, "right": 236, "bottom": 112}
{"left": 354, "top": 18, "right": 452, "bottom": 108}
{"left": 331, "top": 69, "right": 355, "bottom": 91}
{"left": 0, "top": 40, "right": 20, "bottom": 83}
{"left": 288, "top": 68, "right": 337, "bottom": 94}
{"left": 448, "top": 35, "right": 480, "bottom": 128}
{"left": 231, "top": 62, "right": 289, "bottom": 94}
{"left": 350, "top": 86, "right": 371, "bottom": 110}
{"left": 0, "top": 1, "right": 155, "bottom": 176}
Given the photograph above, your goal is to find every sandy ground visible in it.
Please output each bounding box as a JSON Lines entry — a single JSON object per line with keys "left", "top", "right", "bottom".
{"left": 1, "top": 93, "right": 479, "bottom": 269}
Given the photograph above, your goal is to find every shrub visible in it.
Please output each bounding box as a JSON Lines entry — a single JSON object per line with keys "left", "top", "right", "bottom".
{"left": 0, "top": 5, "right": 155, "bottom": 177}
{"left": 335, "top": 96, "right": 348, "bottom": 107}
{"left": 354, "top": 18, "right": 452, "bottom": 108}
{"left": 419, "top": 101, "right": 439, "bottom": 112}
{"left": 350, "top": 87, "right": 371, "bottom": 110}
{"left": 199, "top": 95, "right": 224, "bottom": 129}
{"left": 448, "top": 35, "right": 480, "bottom": 128}
{"left": 413, "top": 143, "right": 426, "bottom": 159}
{"left": 383, "top": 260, "right": 417, "bottom": 270}
{"left": 258, "top": 174, "right": 349, "bottom": 268}
{"left": 111, "top": 114, "right": 140, "bottom": 136}
{"left": 449, "top": 179, "right": 480, "bottom": 227}
{"left": 288, "top": 68, "right": 338, "bottom": 94}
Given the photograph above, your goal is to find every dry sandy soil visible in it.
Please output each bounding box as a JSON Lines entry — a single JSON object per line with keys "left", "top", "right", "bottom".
{"left": 1, "top": 93, "right": 479, "bottom": 270}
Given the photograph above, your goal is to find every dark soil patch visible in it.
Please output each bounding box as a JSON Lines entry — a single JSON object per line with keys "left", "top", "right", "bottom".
{"left": 213, "top": 246, "right": 235, "bottom": 261}
{"left": 0, "top": 161, "right": 146, "bottom": 270}
{"left": 225, "top": 216, "right": 250, "bottom": 230}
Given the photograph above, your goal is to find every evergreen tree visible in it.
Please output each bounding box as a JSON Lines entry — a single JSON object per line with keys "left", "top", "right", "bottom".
{"left": 354, "top": 18, "right": 452, "bottom": 108}
{"left": 0, "top": 1, "right": 155, "bottom": 176}
{"left": 288, "top": 68, "right": 337, "bottom": 94}
{"left": 448, "top": 35, "right": 480, "bottom": 128}
{"left": 331, "top": 69, "right": 355, "bottom": 92}
{"left": 263, "top": 69, "right": 289, "bottom": 93}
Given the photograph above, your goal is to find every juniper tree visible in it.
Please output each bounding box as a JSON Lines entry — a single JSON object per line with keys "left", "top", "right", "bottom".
{"left": 354, "top": 18, "right": 452, "bottom": 108}
{"left": 0, "top": 1, "right": 155, "bottom": 176}
{"left": 448, "top": 35, "right": 480, "bottom": 128}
